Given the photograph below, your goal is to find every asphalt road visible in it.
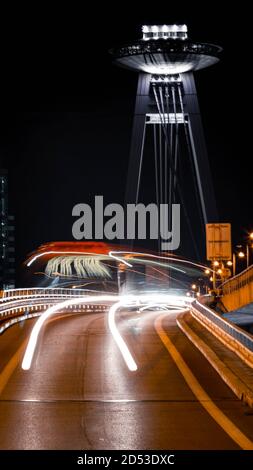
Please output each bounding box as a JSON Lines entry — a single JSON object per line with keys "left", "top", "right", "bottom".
{"left": 0, "top": 307, "right": 253, "bottom": 449}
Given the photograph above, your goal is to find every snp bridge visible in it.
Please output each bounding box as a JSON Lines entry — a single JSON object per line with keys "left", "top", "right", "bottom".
{"left": 1, "top": 244, "right": 253, "bottom": 449}
{"left": 1, "top": 24, "right": 253, "bottom": 451}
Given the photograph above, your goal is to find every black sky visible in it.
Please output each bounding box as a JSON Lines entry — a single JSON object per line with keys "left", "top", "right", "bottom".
{"left": 0, "top": 3, "right": 251, "bottom": 271}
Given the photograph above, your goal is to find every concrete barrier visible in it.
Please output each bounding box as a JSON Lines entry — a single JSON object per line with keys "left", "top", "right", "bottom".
{"left": 190, "top": 300, "right": 253, "bottom": 368}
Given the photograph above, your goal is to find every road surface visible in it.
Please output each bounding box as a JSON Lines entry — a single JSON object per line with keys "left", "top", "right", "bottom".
{"left": 0, "top": 307, "right": 253, "bottom": 449}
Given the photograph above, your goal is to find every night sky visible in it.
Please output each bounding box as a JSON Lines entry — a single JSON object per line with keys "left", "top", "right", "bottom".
{"left": 0, "top": 4, "right": 251, "bottom": 275}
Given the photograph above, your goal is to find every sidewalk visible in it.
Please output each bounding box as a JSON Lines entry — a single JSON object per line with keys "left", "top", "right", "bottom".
{"left": 223, "top": 303, "right": 253, "bottom": 330}
{"left": 178, "top": 311, "right": 253, "bottom": 407}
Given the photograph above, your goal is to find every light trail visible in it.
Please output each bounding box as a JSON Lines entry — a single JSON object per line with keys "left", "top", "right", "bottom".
{"left": 21, "top": 295, "right": 118, "bottom": 370}
{"left": 108, "top": 252, "right": 133, "bottom": 268}
{"left": 26, "top": 251, "right": 109, "bottom": 267}
{"left": 108, "top": 301, "right": 137, "bottom": 371}
{"left": 109, "top": 250, "right": 214, "bottom": 273}
{"left": 45, "top": 255, "right": 111, "bottom": 278}
{"left": 109, "top": 294, "right": 189, "bottom": 371}
{"left": 109, "top": 251, "right": 184, "bottom": 273}
{"left": 139, "top": 303, "right": 186, "bottom": 312}
{"left": 21, "top": 292, "right": 189, "bottom": 371}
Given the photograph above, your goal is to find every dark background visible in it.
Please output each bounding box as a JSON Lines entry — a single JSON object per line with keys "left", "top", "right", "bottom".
{"left": 0, "top": 3, "right": 251, "bottom": 270}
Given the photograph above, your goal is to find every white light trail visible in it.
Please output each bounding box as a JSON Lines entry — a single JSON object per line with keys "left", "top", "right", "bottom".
{"left": 21, "top": 292, "right": 190, "bottom": 372}
{"left": 27, "top": 251, "right": 108, "bottom": 267}
{"left": 108, "top": 251, "right": 133, "bottom": 268}
{"left": 109, "top": 251, "right": 185, "bottom": 273}
{"left": 27, "top": 248, "right": 212, "bottom": 277}
{"left": 139, "top": 303, "right": 184, "bottom": 312}
{"left": 109, "top": 250, "right": 212, "bottom": 273}
{"left": 45, "top": 256, "right": 111, "bottom": 279}
{"left": 108, "top": 300, "right": 137, "bottom": 371}
{"left": 21, "top": 295, "right": 118, "bottom": 371}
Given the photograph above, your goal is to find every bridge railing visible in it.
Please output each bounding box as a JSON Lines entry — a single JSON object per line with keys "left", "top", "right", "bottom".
{"left": 222, "top": 265, "right": 253, "bottom": 295}
{"left": 0, "top": 290, "right": 109, "bottom": 334}
{"left": 0, "top": 312, "right": 41, "bottom": 334}
{"left": 191, "top": 299, "right": 253, "bottom": 365}
{"left": 1, "top": 287, "right": 88, "bottom": 299}
{"left": 221, "top": 265, "right": 253, "bottom": 310}
{"left": 0, "top": 301, "right": 107, "bottom": 334}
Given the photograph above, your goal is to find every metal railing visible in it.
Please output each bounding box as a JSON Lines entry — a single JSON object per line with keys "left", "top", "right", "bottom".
{"left": 0, "top": 312, "right": 41, "bottom": 334}
{"left": 222, "top": 265, "right": 253, "bottom": 295}
{"left": 0, "top": 298, "right": 106, "bottom": 318}
{"left": 1, "top": 287, "right": 88, "bottom": 299}
{"left": 0, "top": 302, "right": 107, "bottom": 335}
{"left": 0, "top": 289, "right": 109, "bottom": 334}
{"left": 192, "top": 299, "right": 253, "bottom": 353}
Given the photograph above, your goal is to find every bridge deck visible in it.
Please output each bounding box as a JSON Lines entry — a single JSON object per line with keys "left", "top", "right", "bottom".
{"left": 1, "top": 308, "right": 253, "bottom": 449}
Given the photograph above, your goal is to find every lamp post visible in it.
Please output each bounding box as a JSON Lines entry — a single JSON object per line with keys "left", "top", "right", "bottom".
{"left": 226, "top": 260, "right": 233, "bottom": 278}
{"left": 191, "top": 284, "right": 197, "bottom": 297}
{"left": 233, "top": 250, "right": 245, "bottom": 276}
{"left": 232, "top": 253, "right": 235, "bottom": 276}
{"left": 246, "top": 232, "right": 253, "bottom": 268}
{"left": 211, "top": 261, "right": 219, "bottom": 290}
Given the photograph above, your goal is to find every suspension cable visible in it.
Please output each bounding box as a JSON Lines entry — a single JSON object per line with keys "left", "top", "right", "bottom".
{"left": 153, "top": 82, "right": 201, "bottom": 260}
{"left": 171, "top": 86, "right": 179, "bottom": 196}
{"left": 153, "top": 124, "right": 160, "bottom": 251}
{"left": 135, "top": 121, "right": 147, "bottom": 205}
{"left": 164, "top": 85, "right": 169, "bottom": 208}
{"left": 178, "top": 84, "right": 205, "bottom": 232}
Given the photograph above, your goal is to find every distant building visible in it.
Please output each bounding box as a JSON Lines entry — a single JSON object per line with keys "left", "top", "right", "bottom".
{"left": 0, "top": 169, "right": 15, "bottom": 289}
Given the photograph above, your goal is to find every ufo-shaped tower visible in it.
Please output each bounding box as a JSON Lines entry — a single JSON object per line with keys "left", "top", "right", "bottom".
{"left": 112, "top": 24, "right": 221, "bottom": 74}
{"left": 111, "top": 25, "right": 222, "bottom": 259}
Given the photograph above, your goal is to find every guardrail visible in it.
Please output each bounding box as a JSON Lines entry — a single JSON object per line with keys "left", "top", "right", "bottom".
{"left": 222, "top": 265, "right": 253, "bottom": 295}
{"left": 0, "top": 312, "right": 41, "bottom": 334}
{"left": 0, "top": 293, "right": 88, "bottom": 304}
{"left": 1, "top": 287, "right": 88, "bottom": 299}
{"left": 0, "top": 293, "right": 108, "bottom": 335}
{"left": 0, "top": 302, "right": 107, "bottom": 335}
{"left": 0, "top": 299, "right": 106, "bottom": 317}
{"left": 221, "top": 265, "right": 253, "bottom": 310}
{"left": 191, "top": 300, "right": 253, "bottom": 366}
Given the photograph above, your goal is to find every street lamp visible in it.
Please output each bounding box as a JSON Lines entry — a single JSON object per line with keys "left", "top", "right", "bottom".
{"left": 226, "top": 260, "right": 233, "bottom": 278}
{"left": 211, "top": 261, "right": 219, "bottom": 289}
{"left": 246, "top": 232, "right": 253, "bottom": 268}
{"left": 191, "top": 283, "right": 201, "bottom": 297}
{"left": 232, "top": 250, "right": 245, "bottom": 276}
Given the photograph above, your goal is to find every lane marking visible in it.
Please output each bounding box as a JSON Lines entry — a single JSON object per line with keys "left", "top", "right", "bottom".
{"left": 0, "top": 340, "right": 27, "bottom": 396}
{"left": 176, "top": 314, "right": 253, "bottom": 407}
{"left": 155, "top": 314, "right": 253, "bottom": 450}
